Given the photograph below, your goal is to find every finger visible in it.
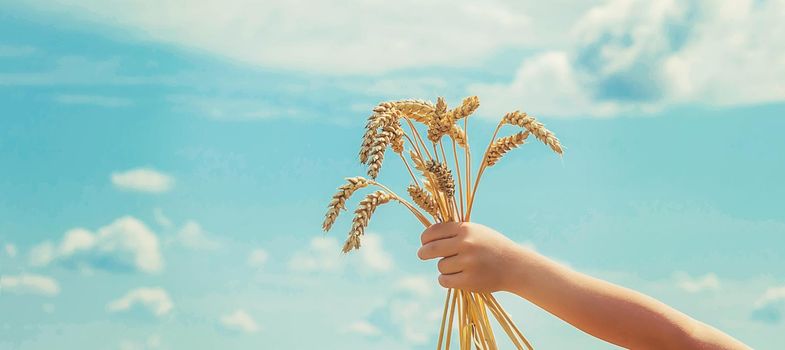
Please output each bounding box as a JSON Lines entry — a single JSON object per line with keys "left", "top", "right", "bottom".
{"left": 438, "top": 273, "right": 468, "bottom": 289}
{"left": 421, "top": 222, "right": 462, "bottom": 245}
{"left": 417, "top": 238, "right": 460, "bottom": 260}
{"left": 437, "top": 255, "right": 464, "bottom": 275}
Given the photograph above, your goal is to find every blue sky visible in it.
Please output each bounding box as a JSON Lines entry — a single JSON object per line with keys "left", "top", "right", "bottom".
{"left": 1, "top": 0, "right": 784, "bottom": 349}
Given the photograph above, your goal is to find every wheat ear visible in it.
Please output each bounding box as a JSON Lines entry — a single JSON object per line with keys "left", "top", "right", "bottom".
{"left": 451, "top": 96, "right": 480, "bottom": 120}
{"left": 407, "top": 184, "right": 439, "bottom": 218}
{"left": 427, "top": 97, "right": 453, "bottom": 142}
{"left": 503, "top": 111, "right": 563, "bottom": 155}
{"left": 391, "top": 99, "right": 436, "bottom": 123}
{"left": 322, "top": 177, "right": 370, "bottom": 231}
{"left": 342, "top": 190, "right": 394, "bottom": 252}
{"left": 426, "top": 160, "right": 455, "bottom": 198}
{"left": 485, "top": 131, "right": 529, "bottom": 167}
{"left": 450, "top": 124, "right": 468, "bottom": 148}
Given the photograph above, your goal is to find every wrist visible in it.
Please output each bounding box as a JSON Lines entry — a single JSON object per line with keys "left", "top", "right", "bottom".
{"left": 500, "top": 244, "right": 538, "bottom": 294}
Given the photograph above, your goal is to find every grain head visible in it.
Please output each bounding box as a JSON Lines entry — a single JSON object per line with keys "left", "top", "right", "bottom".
{"left": 451, "top": 96, "right": 480, "bottom": 120}
{"left": 407, "top": 184, "right": 439, "bottom": 218}
{"left": 485, "top": 132, "right": 529, "bottom": 167}
{"left": 343, "top": 190, "right": 394, "bottom": 252}
{"left": 426, "top": 160, "right": 455, "bottom": 198}
{"left": 322, "top": 177, "right": 370, "bottom": 231}
{"left": 503, "top": 111, "right": 563, "bottom": 155}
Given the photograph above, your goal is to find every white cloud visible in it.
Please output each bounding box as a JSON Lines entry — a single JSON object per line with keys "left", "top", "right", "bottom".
{"left": 54, "top": 94, "right": 132, "bottom": 107}
{"left": 673, "top": 271, "right": 720, "bottom": 293}
{"left": 471, "top": 0, "right": 785, "bottom": 117}
{"left": 288, "top": 236, "right": 343, "bottom": 272}
{"left": 469, "top": 51, "right": 622, "bottom": 117}
{"left": 344, "top": 320, "right": 381, "bottom": 337}
{"left": 107, "top": 287, "right": 173, "bottom": 317}
{"left": 357, "top": 234, "right": 394, "bottom": 273}
{"left": 0, "top": 274, "right": 60, "bottom": 296}
{"left": 396, "top": 275, "right": 433, "bottom": 297}
{"left": 19, "top": 0, "right": 535, "bottom": 74}
{"left": 29, "top": 216, "right": 163, "bottom": 273}
{"left": 220, "top": 309, "right": 259, "bottom": 333}
{"left": 247, "top": 249, "right": 268, "bottom": 269}
{"left": 111, "top": 168, "right": 174, "bottom": 193}
{"left": 752, "top": 285, "right": 785, "bottom": 324}
{"left": 4, "top": 243, "right": 17, "bottom": 258}
{"left": 175, "top": 221, "right": 220, "bottom": 250}
{"left": 153, "top": 208, "right": 173, "bottom": 229}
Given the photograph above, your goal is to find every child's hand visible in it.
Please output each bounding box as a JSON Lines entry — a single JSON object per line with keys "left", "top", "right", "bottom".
{"left": 417, "top": 222, "right": 529, "bottom": 293}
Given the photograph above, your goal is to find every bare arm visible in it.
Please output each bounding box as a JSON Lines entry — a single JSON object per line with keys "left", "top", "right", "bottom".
{"left": 417, "top": 222, "right": 750, "bottom": 350}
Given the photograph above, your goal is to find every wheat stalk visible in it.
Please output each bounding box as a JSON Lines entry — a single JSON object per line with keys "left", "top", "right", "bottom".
{"left": 322, "top": 177, "right": 370, "bottom": 231}
{"left": 342, "top": 190, "right": 394, "bottom": 252}
{"left": 485, "top": 131, "right": 529, "bottom": 167}
{"left": 503, "top": 111, "right": 563, "bottom": 155}
{"left": 326, "top": 95, "right": 563, "bottom": 350}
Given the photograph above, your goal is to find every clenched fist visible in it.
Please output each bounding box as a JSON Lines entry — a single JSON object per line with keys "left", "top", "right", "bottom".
{"left": 417, "top": 222, "right": 533, "bottom": 293}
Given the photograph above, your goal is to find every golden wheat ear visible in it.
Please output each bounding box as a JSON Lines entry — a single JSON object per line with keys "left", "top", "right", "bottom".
{"left": 451, "top": 96, "right": 480, "bottom": 120}
{"left": 407, "top": 184, "right": 439, "bottom": 218}
{"left": 485, "top": 131, "right": 529, "bottom": 167}
{"left": 426, "top": 160, "right": 455, "bottom": 198}
{"left": 390, "top": 99, "right": 436, "bottom": 123}
{"left": 342, "top": 190, "right": 394, "bottom": 253}
{"left": 503, "top": 111, "right": 563, "bottom": 155}
{"left": 322, "top": 177, "right": 370, "bottom": 232}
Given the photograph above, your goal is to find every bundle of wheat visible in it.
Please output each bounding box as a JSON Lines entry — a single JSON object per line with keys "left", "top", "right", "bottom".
{"left": 323, "top": 96, "right": 563, "bottom": 350}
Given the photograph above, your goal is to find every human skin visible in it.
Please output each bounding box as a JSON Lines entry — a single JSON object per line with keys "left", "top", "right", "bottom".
{"left": 417, "top": 222, "right": 751, "bottom": 350}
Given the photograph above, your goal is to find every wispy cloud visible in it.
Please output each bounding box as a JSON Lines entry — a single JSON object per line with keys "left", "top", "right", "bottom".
{"left": 174, "top": 221, "right": 220, "bottom": 250}
{"left": 247, "top": 249, "right": 268, "bottom": 269}
{"left": 4, "top": 243, "right": 17, "bottom": 258}
{"left": 343, "top": 320, "right": 381, "bottom": 337}
{"left": 107, "top": 287, "right": 173, "bottom": 317}
{"left": 29, "top": 216, "right": 163, "bottom": 274}
{"left": 752, "top": 285, "right": 785, "bottom": 324}
{"left": 112, "top": 168, "right": 174, "bottom": 194}
{"left": 220, "top": 309, "right": 259, "bottom": 333}
{"left": 19, "top": 0, "right": 535, "bottom": 74}
{"left": 0, "top": 274, "right": 60, "bottom": 296}
{"left": 673, "top": 271, "right": 720, "bottom": 293}
{"left": 288, "top": 237, "right": 343, "bottom": 273}
{"left": 54, "top": 94, "right": 133, "bottom": 107}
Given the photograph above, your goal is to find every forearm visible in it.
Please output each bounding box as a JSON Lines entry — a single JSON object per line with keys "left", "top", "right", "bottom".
{"left": 505, "top": 248, "right": 748, "bottom": 349}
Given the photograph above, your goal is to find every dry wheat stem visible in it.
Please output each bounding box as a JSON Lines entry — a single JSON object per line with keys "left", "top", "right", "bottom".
{"left": 451, "top": 138, "right": 465, "bottom": 219}
{"left": 464, "top": 115, "right": 471, "bottom": 221}
{"left": 465, "top": 120, "right": 504, "bottom": 220}
{"left": 487, "top": 294, "right": 532, "bottom": 349}
{"left": 403, "top": 116, "right": 434, "bottom": 162}
{"left": 446, "top": 289, "right": 458, "bottom": 350}
{"left": 368, "top": 181, "right": 431, "bottom": 227}
{"left": 399, "top": 153, "right": 420, "bottom": 187}
{"left": 437, "top": 288, "right": 452, "bottom": 350}
{"left": 439, "top": 140, "right": 459, "bottom": 220}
